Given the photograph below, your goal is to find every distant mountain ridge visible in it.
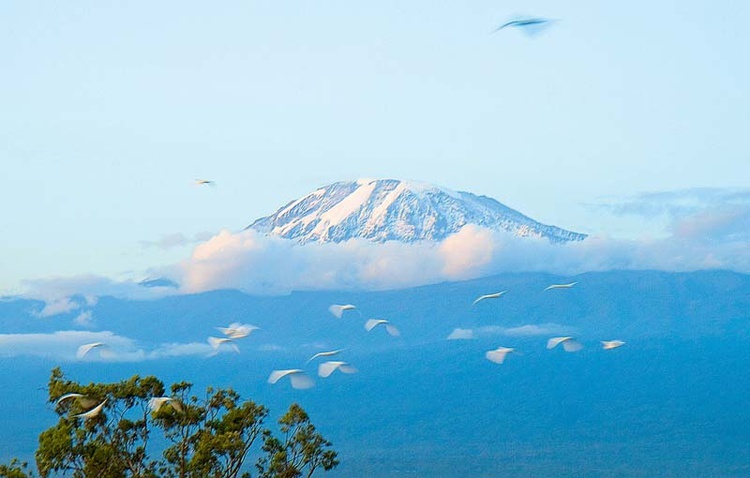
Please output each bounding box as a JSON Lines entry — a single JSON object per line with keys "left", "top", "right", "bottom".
{"left": 246, "top": 179, "right": 586, "bottom": 244}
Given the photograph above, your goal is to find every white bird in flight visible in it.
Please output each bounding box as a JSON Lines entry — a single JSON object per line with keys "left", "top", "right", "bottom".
{"left": 364, "top": 319, "right": 400, "bottom": 337}
{"left": 54, "top": 393, "right": 84, "bottom": 406}
{"left": 317, "top": 361, "right": 358, "bottom": 378}
{"left": 306, "top": 348, "right": 346, "bottom": 364}
{"left": 207, "top": 336, "right": 240, "bottom": 353}
{"left": 268, "top": 369, "right": 315, "bottom": 390}
{"left": 494, "top": 17, "right": 551, "bottom": 32}
{"left": 148, "top": 396, "right": 184, "bottom": 413}
{"left": 472, "top": 291, "right": 508, "bottom": 306}
{"left": 216, "top": 323, "right": 259, "bottom": 340}
{"left": 328, "top": 304, "right": 359, "bottom": 318}
{"left": 544, "top": 282, "right": 578, "bottom": 291}
{"left": 76, "top": 342, "right": 108, "bottom": 359}
{"left": 73, "top": 399, "right": 107, "bottom": 419}
{"left": 601, "top": 340, "right": 626, "bottom": 350}
{"left": 546, "top": 336, "right": 583, "bottom": 352}
{"left": 485, "top": 347, "right": 515, "bottom": 364}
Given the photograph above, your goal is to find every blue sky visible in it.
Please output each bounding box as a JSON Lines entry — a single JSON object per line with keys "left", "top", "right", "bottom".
{"left": 1, "top": 1, "right": 748, "bottom": 292}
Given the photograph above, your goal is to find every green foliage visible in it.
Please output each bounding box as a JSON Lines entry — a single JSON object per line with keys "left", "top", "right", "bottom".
{"left": 0, "top": 459, "right": 33, "bottom": 478}
{"left": 154, "top": 384, "right": 268, "bottom": 478}
{"left": 257, "top": 404, "right": 339, "bottom": 478}
{"left": 1, "top": 369, "right": 338, "bottom": 478}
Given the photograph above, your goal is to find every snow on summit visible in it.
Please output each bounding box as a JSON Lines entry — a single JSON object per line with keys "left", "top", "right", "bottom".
{"left": 246, "top": 179, "right": 587, "bottom": 244}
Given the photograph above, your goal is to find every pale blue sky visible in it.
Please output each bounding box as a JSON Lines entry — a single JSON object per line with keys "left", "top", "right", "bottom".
{"left": 1, "top": 1, "right": 748, "bottom": 291}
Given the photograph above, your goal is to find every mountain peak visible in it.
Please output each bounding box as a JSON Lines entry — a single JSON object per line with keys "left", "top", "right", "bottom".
{"left": 246, "top": 179, "right": 586, "bottom": 244}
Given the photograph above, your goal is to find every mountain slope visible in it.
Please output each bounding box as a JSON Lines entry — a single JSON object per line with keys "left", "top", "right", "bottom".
{"left": 247, "top": 179, "right": 586, "bottom": 244}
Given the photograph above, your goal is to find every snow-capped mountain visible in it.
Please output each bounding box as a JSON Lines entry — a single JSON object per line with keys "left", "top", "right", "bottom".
{"left": 246, "top": 179, "right": 587, "bottom": 244}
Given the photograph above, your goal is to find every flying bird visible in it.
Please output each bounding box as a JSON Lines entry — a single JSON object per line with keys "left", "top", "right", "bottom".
{"left": 472, "top": 290, "right": 508, "bottom": 306}
{"left": 76, "top": 342, "right": 107, "bottom": 359}
{"left": 194, "top": 179, "right": 215, "bottom": 186}
{"left": 546, "top": 336, "right": 583, "bottom": 352}
{"left": 207, "top": 336, "right": 240, "bottom": 353}
{"left": 268, "top": 369, "right": 315, "bottom": 390}
{"left": 485, "top": 347, "right": 515, "bottom": 364}
{"left": 148, "top": 396, "right": 184, "bottom": 413}
{"left": 364, "top": 319, "right": 400, "bottom": 337}
{"left": 306, "top": 348, "right": 346, "bottom": 364}
{"left": 73, "top": 400, "right": 107, "bottom": 419}
{"left": 493, "top": 17, "right": 554, "bottom": 35}
{"left": 544, "top": 282, "right": 578, "bottom": 291}
{"left": 328, "top": 304, "right": 358, "bottom": 318}
{"left": 54, "top": 393, "right": 84, "bottom": 406}
{"left": 317, "top": 361, "right": 358, "bottom": 378}
{"left": 216, "top": 323, "right": 259, "bottom": 340}
{"left": 601, "top": 340, "right": 626, "bottom": 350}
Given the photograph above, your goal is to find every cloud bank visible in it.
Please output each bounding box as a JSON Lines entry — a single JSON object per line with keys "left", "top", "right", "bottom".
{"left": 14, "top": 188, "right": 750, "bottom": 300}
{"left": 447, "top": 323, "right": 575, "bottom": 340}
{"left": 172, "top": 212, "right": 748, "bottom": 295}
{"left": 0, "top": 330, "right": 222, "bottom": 362}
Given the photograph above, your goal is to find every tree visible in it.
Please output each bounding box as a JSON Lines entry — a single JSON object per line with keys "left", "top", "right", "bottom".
{"left": 0, "top": 459, "right": 33, "bottom": 478}
{"left": 256, "top": 404, "right": 339, "bottom": 478}
{"left": 2, "top": 368, "right": 338, "bottom": 478}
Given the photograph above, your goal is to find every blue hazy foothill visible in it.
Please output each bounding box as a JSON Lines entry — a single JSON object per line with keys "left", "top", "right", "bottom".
{"left": 0, "top": 269, "right": 748, "bottom": 477}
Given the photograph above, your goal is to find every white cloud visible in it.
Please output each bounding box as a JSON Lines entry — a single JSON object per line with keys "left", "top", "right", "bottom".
{"left": 19, "top": 275, "right": 179, "bottom": 304}
{"left": 15, "top": 188, "right": 750, "bottom": 299}
{"left": 479, "top": 324, "right": 575, "bottom": 337}
{"left": 257, "top": 343, "right": 286, "bottom": 352}
{"left": 592, "top": 188, "right": 750, "bottom": 218}
{"left": 147, "top": 342, "right": 214, "bottom": 359}
{"left": 73, "top": 310, "right": 94, "bottom": 327}
{"left": 35, "top": 297, "right": 80, "bottom": 317}
{"left": 0, "top": 330, "right": 218, "bottom": 362}
{"left": 172, "top": 219, "right": 749, "bottom": 295}
{"left": 448, "top": 324, "right": 574, "bottom": 340}
{"left": 140, "top": 232, "right": 215, "bottom": 250}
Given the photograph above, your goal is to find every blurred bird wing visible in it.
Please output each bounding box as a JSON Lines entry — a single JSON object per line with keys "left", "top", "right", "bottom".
{"left": 547, "top": 336, "right": 572, "bottom": 349}
{"left": 170, "top": 399, "right": 184, "bottom": 413}
{"left": 268, "top": 369, "right": 300, "bottom": 384}
{"left": 385, "top": 324, "right": 401, "bottom": 337}
{"left": 365, "top": 319, "right": 387, "bottom": 331}
{"left": 74, "top": 400, "right": 107, "bottom": 419}
{"left": 148, "top": 397, "right": 170, "bottom": 412}
{"left": 602, "top": 340, "right": 625, "bottom": 350}
{"left": 218, "top": 323, "right": 258, "bottom": 339}
{"left": 318, "top": 361, "right": 342, "bottom": 378}
{"left": 493, "top": 20, "right": 518, "bottom": 32}
{"left": 54, "top": 393, "right": 83, "bottom": 406}
{"left": 338, "top": 363, "right": 357, "bottom": 374}
{"left": 485, "top": 349, "right": 510, "bottom": 364}
{"left": 289, "top": 373, "right": 315, "bottom": 390}
{"left": 328, "top": 305, "right": 344, "bottom": 318}
{"left": 329, "top": 304, "right": 356, "bottom": 318}
{"left": 307, "top": 348, "right": 345, "bottom": 363}
{"left": 544, "top": 282, "right": 577, "bottom": 291}
{"left": 215, "top": 326, "right": 236, "bottom": 336}
{"left": 207, "top": 336, "right": 227, "bottom": 350}
{"left": 473, "top": 290, "right": 507, "bottom": 304}
{"left": 472, "top": 295, "right": 488, "bottom": 305}
{"left": 318, "top": 361, "right": 356, "bottom": 377}
{"left": 76, "top": 342, "right": 104, "bottom": 358}
{"left": 562, "top": 339, "right": 583, "bottom": 352}
{"left": 231, "top": 324, "right": 258, "bottom": 339}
